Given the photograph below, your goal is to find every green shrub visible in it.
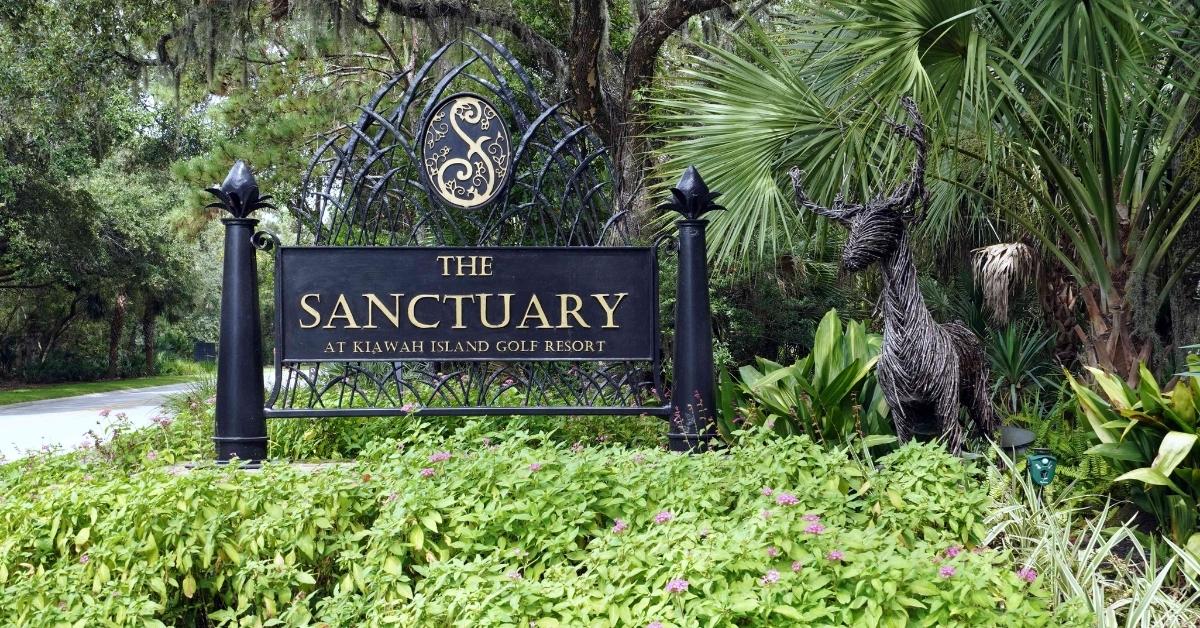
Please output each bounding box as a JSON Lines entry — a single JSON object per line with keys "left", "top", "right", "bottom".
{"left": 716, "top": 309, "right": 892, "bottom": 447}
{"left": 1004, "top": 389, "right": 1114, "bottom": 504}
{"left": 0, "top": 423, "right": 1075, "bottom": 626}
{"left": 1070, "top": 358, "right": 1200, "bottom": 551}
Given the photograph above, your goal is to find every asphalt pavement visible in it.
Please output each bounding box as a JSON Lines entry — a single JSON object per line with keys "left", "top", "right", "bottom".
{"left": 0, "top": 382, "right": 197, "bottom": 460}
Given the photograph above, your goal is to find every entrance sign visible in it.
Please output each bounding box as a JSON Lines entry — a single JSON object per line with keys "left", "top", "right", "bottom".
{"left": 278, "top": 247, "right": 656, "bottom": 361}
{"left": 421, "top": 94, "right": 513, "bottom": 209}
{"left": 208, "top": 34, "right": 718, "bottom": 463}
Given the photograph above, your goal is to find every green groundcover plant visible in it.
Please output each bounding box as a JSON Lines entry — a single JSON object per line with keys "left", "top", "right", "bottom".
{"left": 0, "top": 401, "right": 1081, "bottom": 626}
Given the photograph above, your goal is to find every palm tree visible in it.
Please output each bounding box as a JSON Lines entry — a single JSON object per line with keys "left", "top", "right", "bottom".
{"left": 651, "top": 0, "right": 1200, "bottom": 383}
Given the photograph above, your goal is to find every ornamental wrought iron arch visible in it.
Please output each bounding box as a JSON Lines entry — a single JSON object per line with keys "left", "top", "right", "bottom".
{"left": 292, "top": 31, "right": 628, "bottom": 249}
{"left": 265, "top": 32, "right": 661, "bottom": 424}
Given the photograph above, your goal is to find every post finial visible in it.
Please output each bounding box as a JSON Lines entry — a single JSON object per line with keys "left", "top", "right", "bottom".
{"left": 206, "top": 160, "right": 275, "bottom": 218}
{"left": 663, "top": 166, "right": 725, "bottom": 220}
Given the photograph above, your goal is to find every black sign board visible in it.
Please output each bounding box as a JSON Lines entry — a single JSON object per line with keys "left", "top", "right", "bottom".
{"left": 277, "top": 247, "right": 656, "bottom": 362}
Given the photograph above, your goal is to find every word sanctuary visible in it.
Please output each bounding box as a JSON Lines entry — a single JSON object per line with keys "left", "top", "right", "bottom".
{"left": 297, "top": 292, "right": 630, "bottom": 331}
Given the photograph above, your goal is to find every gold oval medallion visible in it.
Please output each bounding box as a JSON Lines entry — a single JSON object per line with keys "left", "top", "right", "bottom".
{"left": 421, "top": 94, "right": 512, "bottom": 209}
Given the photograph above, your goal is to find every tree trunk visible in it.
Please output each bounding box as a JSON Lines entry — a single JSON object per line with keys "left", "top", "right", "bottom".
{"left": 38, "top": 296, "right": 85, "bottom": 365}
{"left": 143, "top": 307, "right": 157, "bottom": 376}
{"left": 127, "top": 315, "right": 138, "bottom": 369}
{"left": 107, "top": 291, "right": 127, "bottom": 378}
{"left": 1075, "top": 281, "right": 1152, "bottom": 386}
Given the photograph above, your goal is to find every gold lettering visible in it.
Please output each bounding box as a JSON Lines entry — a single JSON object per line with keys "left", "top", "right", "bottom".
{"left": 362, "top": 293, "right": 403, "bottom": 328}
{"left": 478, "top": 293, "right": 513, "bottom": 328}
{"left": 323, "top": 294, "right": 361, "bottom": 329}
{"left": 438, "top": 255, "right": 494, "bottom": 276}
{"left": 557, "top": 294, "right": 589, "bottom": 328}
{"left": 442, "top": 295, "right": 476, "bottom": 329}
{"left": 299, "top": 293, "right": 322, "bottom": 328}
{"left": 591, "top": 293, "right": 628, "bottom": 328}
{"left": 517, "top": 295, "right": 553, "bottom": 329}
{"left": 407, "top": 294, "right": 441, "bottom": 329}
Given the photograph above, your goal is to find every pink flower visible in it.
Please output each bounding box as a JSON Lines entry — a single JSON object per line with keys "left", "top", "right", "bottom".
{"left": 760, "top": 487, "right": 774, "bottom": 496}
{"left": 791, "top": 561, "right": 803, "bottom": 572}
{"left": 79, "top": 554, "right": 89, "bottom": 564}
{"left": 612, "top": 519, "right": 628, "bottom": 534}
{"left": 804, "top": 523, "right": 825, "bottom": 535}
{"left": 99, "top": 409, "right": 111, "bottom": 418}
{"left": 775, "top": 492, "right": 799, "bottom": 506}
{"left": 419, "top": 467, "right": 436, "bottom": 478}
{"left": 827, "top": 550, "right": 844, "bottom": 562}
{"left": 939, "top": 565, "right": 956, "bottom": 578}
{"left": 766, "top": 546, "right": 779, "bottom": 558}
{"left": 571, "top": 442, "right": 585, "bottom": 453}
{"left": 802, "top": 513, "right": 821, "bottom": 522}
{"left": 504, "top": 378, "right": 515, "bottom": 386}
{"left": 146, "top": 450, "right": 158, "bottom": 461}
{"left": 647, "top": 623, "right": 664, "bottom": 628}
{"left": 653, "top": 511, "right": 674, "bottom": 524}
{"left": 945, "top": 545, "right": 962, "bottom": 558}
{"left": 760, "top": 509, "right": 772, "bottom": 519}
{"left": 1017, "top": 567, "right": 1037, "bottom": 583}
{"left": 528, "top": 462, "right": 542, "bottom": 472}
{"left": 400, "top": 403, "right": 417, "bottom": 413}
{"left": 507, "top": 571, "right": 523, "bottom": 580}
{"left": 632, "top": 454, "right": 646, "bottom": 464}
{"left": 429, "top": 451, "right": 451, "bottom": 463}
{"left": 385, "top": 492, "right": 398, "bottom": 502}
{"left": 665, "top": 578, "right": 688, "bottom": 594}
{"left": 760, "top": 569, "right": 781, "bottom": 586}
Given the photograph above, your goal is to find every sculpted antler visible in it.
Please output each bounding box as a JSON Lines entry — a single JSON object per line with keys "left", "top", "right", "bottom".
{"left": 879, "top": 96, "right": 929, "bottom": 216}
{"left": 789, "top": 96, "right": 929, "bottom": 222}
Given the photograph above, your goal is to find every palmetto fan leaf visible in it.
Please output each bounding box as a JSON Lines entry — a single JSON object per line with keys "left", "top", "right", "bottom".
{"left": 648, "top": 27, "right": 921, "bottom": 267}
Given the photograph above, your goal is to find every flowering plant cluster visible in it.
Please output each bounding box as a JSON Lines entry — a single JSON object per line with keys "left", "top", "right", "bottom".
{"left": 0, "top": 401, "right": 1084, "bottom": 628}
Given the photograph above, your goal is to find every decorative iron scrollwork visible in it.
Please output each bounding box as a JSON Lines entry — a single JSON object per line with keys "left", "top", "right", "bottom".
{"left": 421, "top": 93, "right": 512, "bottom": 209}
{"left": 278, "top": 32, "right": 662, "bottom": 417}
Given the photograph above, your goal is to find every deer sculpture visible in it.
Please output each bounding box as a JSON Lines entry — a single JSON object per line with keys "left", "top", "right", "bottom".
{"left": 788, "top": 97, "right": 996, "bottom": 454}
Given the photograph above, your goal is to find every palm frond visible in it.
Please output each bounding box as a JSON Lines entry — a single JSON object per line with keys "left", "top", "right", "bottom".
{"left": 972, "top": 242, "right": 1035, "bottom": 325}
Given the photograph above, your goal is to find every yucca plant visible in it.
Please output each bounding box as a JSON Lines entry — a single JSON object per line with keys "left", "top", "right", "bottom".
{"left": 715, "top": 309, "right": 892, "bottom": 446}
{"left": 986, "top": 323, "right": 1057, "bottom": 413}
{"left": 1069, "top": 356, "right": 1200, "bottom": 552}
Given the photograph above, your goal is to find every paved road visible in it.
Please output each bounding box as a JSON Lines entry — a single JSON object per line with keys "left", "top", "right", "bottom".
{"left": 0, "top": 382, "right": 197, "bottom": 460}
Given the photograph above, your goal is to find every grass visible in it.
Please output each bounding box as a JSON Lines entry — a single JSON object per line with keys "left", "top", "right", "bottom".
{"left": 0, "top": 375, "right": 200, "bottom": 406}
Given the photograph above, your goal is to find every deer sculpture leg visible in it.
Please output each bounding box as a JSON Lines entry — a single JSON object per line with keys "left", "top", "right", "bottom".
{"left": 876, "top": 363, "right": 912, "bottom": 443}
{"left": 935, "top": 383, "right": 965, "bottom": 454}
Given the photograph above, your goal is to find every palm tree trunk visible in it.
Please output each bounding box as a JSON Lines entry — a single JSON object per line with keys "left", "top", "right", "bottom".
{"left": 107, "top": 292, "right": 127, "bottom": 379}
{"left": 143, "top": 307, "right": 157, "bottom": 376}
{"left": 1075, "top": 281, "right": 1151, "bottom": 386}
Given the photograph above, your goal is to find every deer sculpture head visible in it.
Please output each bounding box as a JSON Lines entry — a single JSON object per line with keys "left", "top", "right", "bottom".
{"left": 790, "top": 96, "right": 929, "bottom": 273}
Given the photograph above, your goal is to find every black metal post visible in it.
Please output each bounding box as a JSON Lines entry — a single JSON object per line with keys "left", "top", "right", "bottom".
{"left": 207, "top": 162, "right": 274, "bottom": 462}
{"left": 664, "top": 166, "right": 723, "bottom": 452}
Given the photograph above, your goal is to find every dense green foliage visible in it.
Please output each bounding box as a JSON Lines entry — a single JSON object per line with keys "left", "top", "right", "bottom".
{"left": 0, "top": 397, "right": 1079, "bottom": 626}
{"left": 716, "top": 310, "right": 891, "bottom": 446}
{"left": 1073, "top": 355, "right": 1200, "bottom": 551}
{"left": 651, "top": 0, "right": 1200, "bottom": 382}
